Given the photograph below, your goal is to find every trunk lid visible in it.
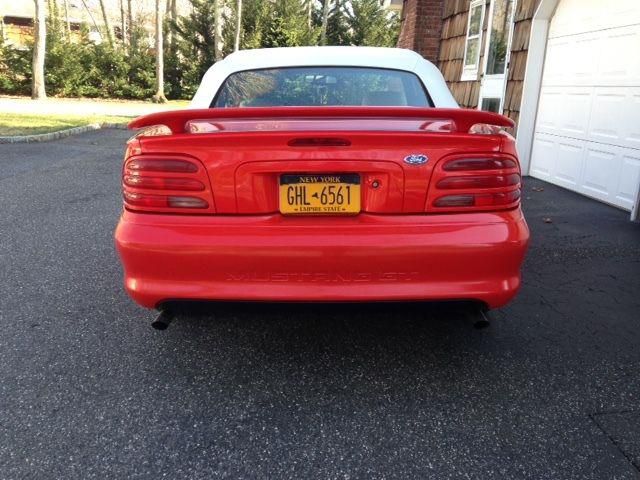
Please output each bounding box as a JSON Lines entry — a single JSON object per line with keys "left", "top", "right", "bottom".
{"left": 130, "top": 107, "right": 513, "bottom": 214}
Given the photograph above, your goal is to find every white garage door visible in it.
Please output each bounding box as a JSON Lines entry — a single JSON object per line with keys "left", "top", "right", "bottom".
{"left": 529, "top": 0, "right": 640, "bottom": 211}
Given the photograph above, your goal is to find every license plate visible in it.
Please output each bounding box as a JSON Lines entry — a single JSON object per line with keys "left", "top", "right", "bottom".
{"left": 279, "top": 174, "right": 361, "bottom": 215}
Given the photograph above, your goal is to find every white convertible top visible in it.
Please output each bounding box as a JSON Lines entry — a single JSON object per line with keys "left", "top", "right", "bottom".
{"left": 190, "top": 46, "right": 458, "bottom": 109}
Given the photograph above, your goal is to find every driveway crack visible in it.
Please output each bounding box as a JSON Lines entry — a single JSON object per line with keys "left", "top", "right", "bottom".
{"left": 589, "top": 411, "right": 640, "bottom": 474}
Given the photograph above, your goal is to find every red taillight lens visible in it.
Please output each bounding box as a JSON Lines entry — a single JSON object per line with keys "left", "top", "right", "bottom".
{"left": 127, "top": 158, "right": 198, "bottom": 173}
{"left": 436, "top": 173, "right": 520, "bottom": 189}
{"left": 443, "top": 158, "right": 517, "bottom": 171}
{"left": 122, "top": 156, "right": 214, "bottom": 213}
{"left": 123, "top": 175, "right": 205, "bottom": 191}
{"left": 123, "top": 192, "right": 209, "bottom": 209}
{"left": 434, "top": 189, "right": 521, "bottom": 208}
{"left": 433, "top": 194, "right": 475, "bottom": 207}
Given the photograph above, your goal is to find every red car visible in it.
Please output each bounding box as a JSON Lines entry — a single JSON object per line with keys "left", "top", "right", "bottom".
{"left": 115, "top": 47, "right": 529, "bottom": 328}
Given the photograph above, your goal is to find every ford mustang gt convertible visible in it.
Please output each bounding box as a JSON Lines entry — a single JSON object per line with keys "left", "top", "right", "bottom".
{"left": 115, "top": 46, "right": 529, "bottom": 328}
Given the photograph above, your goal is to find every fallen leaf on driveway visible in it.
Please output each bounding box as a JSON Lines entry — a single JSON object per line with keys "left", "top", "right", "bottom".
{"left": 532, "top": 187, "right": 545, "bottom": 192}
{"left": 543, "top": 217, "right": 553, "bottom": 223}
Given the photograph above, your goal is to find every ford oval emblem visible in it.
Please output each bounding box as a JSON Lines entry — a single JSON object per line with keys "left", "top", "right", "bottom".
{"left": 404, "top": 154, "right": 428, "bottom": 165}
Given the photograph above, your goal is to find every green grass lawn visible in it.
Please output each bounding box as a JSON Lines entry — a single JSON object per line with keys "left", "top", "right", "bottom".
{"left": 0, "top": 113, "right": 132, "bottom": 136}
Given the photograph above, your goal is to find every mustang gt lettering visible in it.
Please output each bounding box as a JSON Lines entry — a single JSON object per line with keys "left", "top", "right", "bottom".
{"left": 224, "top": 272, "right": 421, "bottom": 283}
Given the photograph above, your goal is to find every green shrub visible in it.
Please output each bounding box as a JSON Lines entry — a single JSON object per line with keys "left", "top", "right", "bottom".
{"left": 1, "top": 27, "right": 157, "bottom": 100}
{"left": 0, "top": 44, "right": 32, "bottom": 95}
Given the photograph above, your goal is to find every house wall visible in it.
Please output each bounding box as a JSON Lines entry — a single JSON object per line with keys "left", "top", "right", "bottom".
{"left": 1, "top": 17, "right": 33, "bottom": 48}
{"left": 438, "top": 0, "right": 486, "bottom": 108}
{"left": 397, "top": 0, "right": 445, "bottom": 64}
{"left": 503, "top": 0, "right": 541, "bottom": 135}
{"left": 403, "top": 0, "right": 541, "bottom": 134}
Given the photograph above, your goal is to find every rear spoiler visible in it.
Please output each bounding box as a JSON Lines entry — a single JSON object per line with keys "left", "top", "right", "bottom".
{"left": 128, "top": 107, "right": 515, "bottom": 135}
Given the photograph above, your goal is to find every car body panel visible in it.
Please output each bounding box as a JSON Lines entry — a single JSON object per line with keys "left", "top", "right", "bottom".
{"left": 115, "top": 208, "right": 529, "bottom": 309}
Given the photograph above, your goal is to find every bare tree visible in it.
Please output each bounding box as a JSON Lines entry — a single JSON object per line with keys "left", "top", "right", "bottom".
{"left": 234, "top": 0, "right": 242, "bottom": 52}
{"left": 153, "top": 0, "right": 167, "bottom": 103}
{"left": 63, "top": 0, "right": 71, "bottom": 38}
{"left": 97, "top": 0, "right": 114, "bottom": 47}
{"left": 166, "top": 0, "right": 177, "bottom": 55}
{"left": 320, "top": 0, "right": 330, "bottom": 45}
{"left": 79, "top": 0, "right": 103, "bottom": 42}
{"left": 119, "top": 0, "right": 127, "bottom": 49}
{"left": 127, "top": 0, "right": 135, "bottom": 49}
{"left": 32, "top": 0, "right": 46, "bottom": 100}
{"left": 214, "top": 0, "right": 223, "bottom": 61}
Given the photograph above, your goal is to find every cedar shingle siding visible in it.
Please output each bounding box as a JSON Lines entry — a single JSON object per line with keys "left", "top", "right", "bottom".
{"left": 399, "top": 0, "right": 542, "bottom": 134}
{"left": 504, "top": 0, "right": 540, "bottom": 134}
{"left": 438, "top": 0, "right": 487, "bottom": 109}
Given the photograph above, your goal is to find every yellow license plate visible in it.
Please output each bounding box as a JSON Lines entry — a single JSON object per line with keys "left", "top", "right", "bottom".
{"left": 279, "top": 174, "right": 361, "bottom": 215}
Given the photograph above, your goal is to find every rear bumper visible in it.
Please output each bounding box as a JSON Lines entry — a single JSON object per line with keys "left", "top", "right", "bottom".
{"left": 115, "top": 209, "right": 529, "bottom": 309}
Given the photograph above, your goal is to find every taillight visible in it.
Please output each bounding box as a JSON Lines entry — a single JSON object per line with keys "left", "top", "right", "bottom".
{"left": 427, "top": 155, "right": 521, "bottom": 213}
{"left": 443, "top": 158, "right": 517, "bottom": 171}
{"left": 436, "top": 174, "right": 520, "bottom": 189}
{"left": 123, "top": 175, "right": 205, "bottom": 191}
{"left": 127, "top": 158, "right": 199, "bottom": 173}
{"left": 122, "top": 156, "right": 214, "bottom": 214}
{"left": 434, "top": 190, "right": 521, "bottom": 208}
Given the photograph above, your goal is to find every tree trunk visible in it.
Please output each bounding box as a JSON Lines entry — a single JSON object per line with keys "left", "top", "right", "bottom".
{"left": 127, "top": 0, "right": 135, "bottom": 50}
{"left": 171, "top": 0, "right": 177, "bottom": 50}
{"left": 63, "top": 0, "right": 71, "bottom": 38}
{"left": 119, "top": 0, "right": 126, "bottom": 49}
{"left": 98, "top": 0, "right": 114, "bottom": 47}
{"left": 320, "top": 0, "right": 330, "bottom": 46}
{"left": 214, "top": 0, "right": 223, "bottom": 61}
{"left": 153, "top": 0, "right": 167, "bottom": 103}
{"left": 234, "top": 0, "right": 242, "bottom": 52}
{"left": 166, "top": 0, "right": 177, "bottom": 55}
{"left": 32, "top": 0, "right": 46, "bottom": 100}
{"left": 165, "top": 0, "right": 172, "bottom": 54}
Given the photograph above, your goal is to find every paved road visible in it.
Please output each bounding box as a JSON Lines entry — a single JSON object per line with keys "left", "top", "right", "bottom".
{"left": 1, "top": 130, "right": 639, "bottom": 479}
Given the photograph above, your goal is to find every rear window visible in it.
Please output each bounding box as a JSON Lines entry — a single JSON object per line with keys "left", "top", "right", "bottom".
{"left": 212, "top": 67, "right": 431, "bottom": 108}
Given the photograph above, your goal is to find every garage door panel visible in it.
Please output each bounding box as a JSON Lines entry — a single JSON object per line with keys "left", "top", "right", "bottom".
{"left": 542, "top": 39, "right": 572, "bottom": 85}
{"left": 588, "top": 87, "right": 640, "bottom": 149}
{"left": 582, "top": 147, "right": 618, "bottom": 200}
{"left": 616, "top": 153, "right": 640, "bottom": 209}
{"left": 596, "top": 25, "right": 640, "bottom": 86}
{"left": 554, "top": 141, "right": 583, "bottom": 187}
{"left": 544, "top": 37, "right": 597, "bottom": 86}
{"left": 588, "top": 91, "right": 623, "bottom": 143}
{"left": 544, "top": 25, "right": 640, "bottom": 87}
{"left": 559, "top": 89, "right": 591, "bottom": 138}
{"left": 549, "top": 0, "right": 640, "bottom": 38}
{"left": 530, "top": 133, "right": 558, "bottom": 179}
{"left": 535, "top": 89, "right": 561, "bottom": 132}
{"left": 536, "top": 87, "right": 591, "bottom": 139}
{"left": 571, "top": 34, "right": 602, "bottom": 85}
{"left": 626, "top": 89, "right": 640, "bottom": 148}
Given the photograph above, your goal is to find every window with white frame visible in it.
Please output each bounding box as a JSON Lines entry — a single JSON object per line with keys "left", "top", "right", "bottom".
{"left": 461, "top": 0, "right": 486, "bottom": 81}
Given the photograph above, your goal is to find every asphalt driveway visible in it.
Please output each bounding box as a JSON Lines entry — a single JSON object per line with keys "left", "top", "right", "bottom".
{"left": 0, "top": 129, "right": 639, "bottom": 479}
